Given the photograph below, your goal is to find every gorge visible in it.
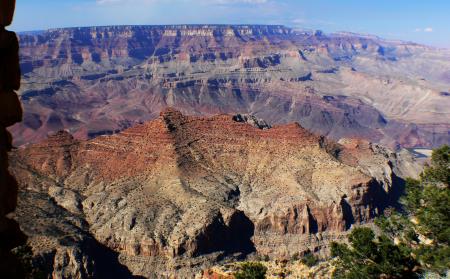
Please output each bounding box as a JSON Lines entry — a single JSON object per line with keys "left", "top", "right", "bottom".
{"left": 5, "top": 23, "right": 449, "bottom": 278}
{"left": 11, "top": 25, "right": 450, "bottom": 149}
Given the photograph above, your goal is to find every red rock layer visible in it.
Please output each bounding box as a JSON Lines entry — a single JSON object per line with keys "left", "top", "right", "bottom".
{"left": 10, "top": 109, "right": 419, "bottom": 276}
{"left": 12, "top": 25, "right": 450, "bottom": 149}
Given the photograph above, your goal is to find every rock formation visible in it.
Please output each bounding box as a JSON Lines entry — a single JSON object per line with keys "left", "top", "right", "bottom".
{"left": 0, "top": 0, "right": 27, "bottom": 277}
{"left": 11, "top": 25, "right": 450, "bottom": 148}
{"left": 10, "top": 109, "right": 421, "bottom": 277}
{"left": 232, "top": 114, "right": 271, "bottom": 130}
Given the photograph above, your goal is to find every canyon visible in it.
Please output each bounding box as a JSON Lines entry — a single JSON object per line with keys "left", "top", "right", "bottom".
{"left": 5, "top": 24, "right": 447, "bottom": 277}
{"left": 10, "top": 109, "right": 421, "bottom": 277}
{"left": 11, "top": 25, "right": 450, "bottom": 149}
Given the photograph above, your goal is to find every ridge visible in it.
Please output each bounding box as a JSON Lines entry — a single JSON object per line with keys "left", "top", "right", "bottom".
{"left": 10, "top": 111, "right": 422, "bottom": 277}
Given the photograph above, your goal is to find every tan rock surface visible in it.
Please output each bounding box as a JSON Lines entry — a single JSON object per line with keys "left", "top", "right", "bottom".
{"left": 203, "top": 259, "right": 336, "bottom": 279}
{"left": 11, "top": 110, "right": 420, "bottom": 277}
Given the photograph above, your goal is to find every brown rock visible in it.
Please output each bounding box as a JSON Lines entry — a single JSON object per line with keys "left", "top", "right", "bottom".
{"left": 10, "top": 110, "right": 420, "bottom": 277}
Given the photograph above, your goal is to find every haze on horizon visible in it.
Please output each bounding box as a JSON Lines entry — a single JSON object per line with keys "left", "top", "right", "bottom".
{"left": 10, "top": 0, "right": 450, "bottom": 48}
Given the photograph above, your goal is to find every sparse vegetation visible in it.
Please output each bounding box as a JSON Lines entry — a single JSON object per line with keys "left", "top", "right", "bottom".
{"left": 300, "top": 250, "right": 318, "bottom": 267}
{"left": 234, "top": 262, "right": 268, "bottom": 279}
{"left": 291, "top": 252, "right": 300, "bottom": 261}
{"left": 255, "top": 254, "right": 270, "bottom": 262}
{"left": 331, "top": 145, "right": 450, "bottom": 278}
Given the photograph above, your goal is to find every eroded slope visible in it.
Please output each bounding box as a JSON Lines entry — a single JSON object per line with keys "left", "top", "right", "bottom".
{"left": 11, "top": 25, "right": 450, "bottom": 148}
{"left": 11, "top": 109, "right": 420, "bottom": 277}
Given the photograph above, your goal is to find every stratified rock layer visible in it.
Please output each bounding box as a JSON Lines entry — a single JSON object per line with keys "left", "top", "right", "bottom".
{"left": 10, "top": 109, "right": 420, "bottom": 277}
{"left": 12, "top": 25, "right": 450, "bottom": 148}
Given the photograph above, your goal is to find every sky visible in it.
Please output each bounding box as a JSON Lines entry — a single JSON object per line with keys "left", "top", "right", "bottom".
{"left": 9, "top": 0, "right": 450, "bottom": 48}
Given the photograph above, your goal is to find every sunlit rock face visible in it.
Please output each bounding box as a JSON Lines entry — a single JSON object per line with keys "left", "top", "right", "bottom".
{"left": 11, "top": 25, "right": 450, "bottom": 149}
{"left": 10, "top": 109, "right": 420, "bottom": 277}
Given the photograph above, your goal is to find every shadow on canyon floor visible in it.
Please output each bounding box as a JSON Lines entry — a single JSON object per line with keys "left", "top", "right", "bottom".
{"left": 194, "top": 211, "right": 256, "bottom": 259}
{"left": 87, "top": 238, "right": 146, "bottom": 279}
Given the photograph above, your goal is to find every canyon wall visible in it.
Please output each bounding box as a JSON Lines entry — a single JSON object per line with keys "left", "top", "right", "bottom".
{"left": 11, "top": 25, "right": 450, "bottom": 149}
{"left": 10, "top": 109, "right": 421, "bottom": 277}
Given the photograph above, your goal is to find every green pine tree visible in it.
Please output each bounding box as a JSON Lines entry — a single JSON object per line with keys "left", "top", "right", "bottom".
{"left": 331, "top": 145, "right": 450, "bottom": 278}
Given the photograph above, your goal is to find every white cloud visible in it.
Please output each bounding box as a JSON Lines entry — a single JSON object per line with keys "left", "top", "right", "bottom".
{"left": 214, "top": 0, "right": 268, "bottom": 3}
{"left": 415, "top": 27, "right": 433, "bottom": 33}
{"left": 96, "top": 0, "right": 157, "bottom": 4}
{"left": 97, "top": 0, "right": 122, "bottom": 4}
{"left": 96, "top": 0, "right": 268, "bottom": 4}
{"left": 292, "top": 18, "right": 305, "bottom": 24}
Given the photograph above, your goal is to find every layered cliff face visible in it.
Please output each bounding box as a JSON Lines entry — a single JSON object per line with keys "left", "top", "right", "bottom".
{"left": 10, "top": 109, "right": 420, "bottom": 277}
{"left": 11, "top": 25, "right": 450, "bottom": 149}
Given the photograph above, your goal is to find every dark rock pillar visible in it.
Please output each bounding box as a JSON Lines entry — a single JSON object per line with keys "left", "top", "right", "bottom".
{"left": 0, "top": 0, "right": 27, "bottom": 276}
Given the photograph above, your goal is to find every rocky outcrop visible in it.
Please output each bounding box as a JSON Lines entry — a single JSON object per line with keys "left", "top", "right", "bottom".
{"left": 14, "top": 190, "right": 143, "bottom": 279}
{"left": 0, "top": 0, "right": 27, "bottom": 277}
{"left": 232, "top": 114, "right": 271, "bottom": 130}
{"left": 10, "top": 110, "right": 420, "bottom": 277}
{"left": 11, "top": 25, "right": 450, "bottom": 148}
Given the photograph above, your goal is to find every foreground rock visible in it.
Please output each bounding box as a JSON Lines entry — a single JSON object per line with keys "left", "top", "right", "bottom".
{"left": 0, "top": 0, "right": 27, "bottom": 277}
{"left": 10, "top": 110, "right": 420, "bottom": 277}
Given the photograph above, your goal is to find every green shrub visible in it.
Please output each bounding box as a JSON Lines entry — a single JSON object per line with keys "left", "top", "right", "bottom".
{"left": 300, "top": 251, "right": 318, "bottom": 267}
{"left": 234, "top": 262, "right": 267, "bottom": 279}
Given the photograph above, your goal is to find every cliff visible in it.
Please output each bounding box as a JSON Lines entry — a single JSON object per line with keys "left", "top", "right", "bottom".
{"left": 11, "top": 25, "right": 450, "bottom": 149}
{"left": 10, "top": 109, "right": 420, "bottom": 277}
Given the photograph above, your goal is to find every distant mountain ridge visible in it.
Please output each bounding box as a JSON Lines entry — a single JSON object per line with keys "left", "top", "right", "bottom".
{"left": 12, "top": 24, "right": 450, "bottom": 148}
{"left": 15, "top": 25, "right": 440, "bottom": 47}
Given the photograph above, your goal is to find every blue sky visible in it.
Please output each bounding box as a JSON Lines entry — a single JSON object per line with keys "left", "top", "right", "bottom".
{"left": 10, "top": 0, "right": 450, "bottom": 48}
